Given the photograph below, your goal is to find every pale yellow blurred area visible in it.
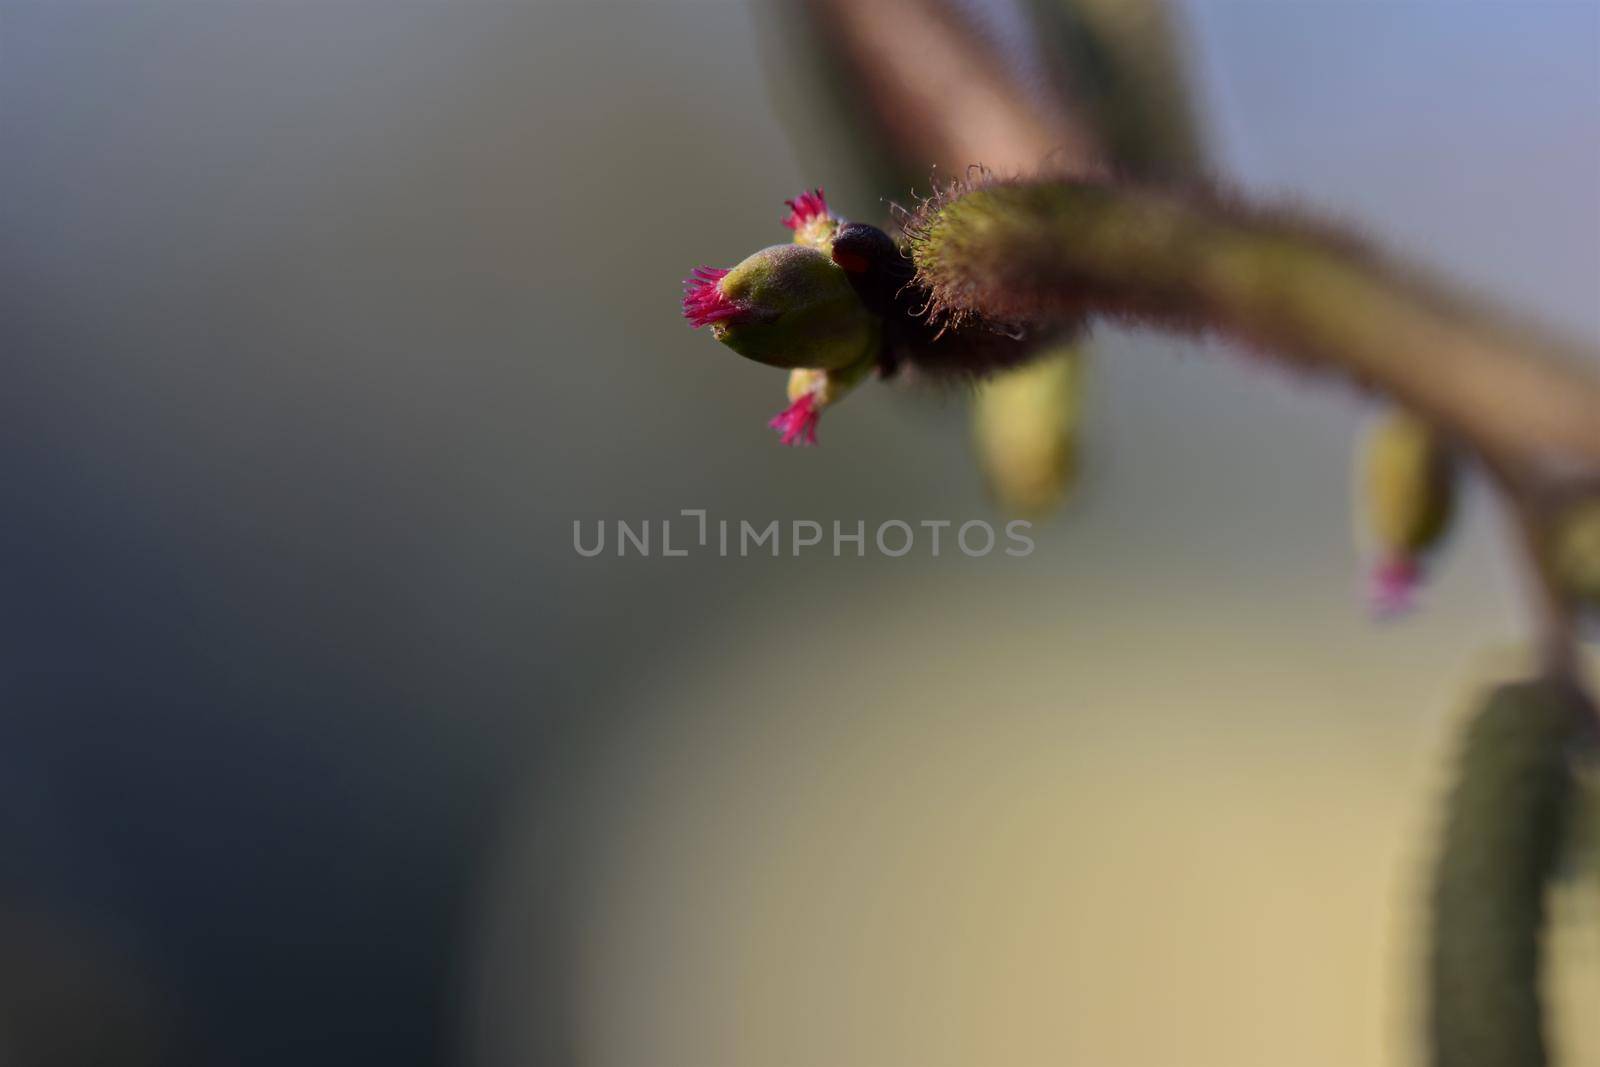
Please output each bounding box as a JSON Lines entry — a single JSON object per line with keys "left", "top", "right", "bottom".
{"left": 563, "top": 571, "right": 1600, "bottom": 1067}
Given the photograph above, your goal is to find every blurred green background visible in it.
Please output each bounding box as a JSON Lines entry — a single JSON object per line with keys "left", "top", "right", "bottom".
{"left": 2, "top": 1, "right": 1598, "bottom": 1064}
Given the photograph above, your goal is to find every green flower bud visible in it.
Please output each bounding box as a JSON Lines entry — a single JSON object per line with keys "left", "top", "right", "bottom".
{"left": 682, "top": 244, "right": 879, "bottom": 372}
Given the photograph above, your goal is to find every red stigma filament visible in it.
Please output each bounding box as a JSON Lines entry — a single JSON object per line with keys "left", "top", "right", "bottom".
{"left": 781, "top": 188, "right": 830, "bottom": 231}
{"left": 1369, "top": 555, "right": 1421, "bottom": 618}
{"left": 768, "top": 392, "right": 821, "bottom": 446}
{"left": 681, "top": 266, "right": 746, "bottom": 328}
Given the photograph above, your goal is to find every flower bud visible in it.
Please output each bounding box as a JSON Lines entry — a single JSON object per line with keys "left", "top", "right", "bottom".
{"left": 782, "top": 187, "right": 839, "bottom": 252}
{"left": 766, "top": 360, "right": 877, "bottom": 446}
{"left": 682, "top": 244, "right": 879, "bottom": 372}
{"left": 1358, "top": 411, "right": 1456, "bottom": 615}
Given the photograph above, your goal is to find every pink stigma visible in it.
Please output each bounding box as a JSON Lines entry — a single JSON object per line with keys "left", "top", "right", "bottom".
{"left": 1368, "top": 555, "right": 1421, "bottom": 618}
{"left": 768, "top": 392, "right": 821, "bottom": 447}
{"left": 781, "top": 188, "right": 830, "bottom": 231}
{"left": 682, "top": 266, "right": 744, "bottom": 328}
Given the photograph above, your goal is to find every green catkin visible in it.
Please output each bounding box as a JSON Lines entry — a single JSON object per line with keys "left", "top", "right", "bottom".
{"left": 1429, "top": 679, "right": 1587, "bottom": 1067}
{"left": 1551, "top": 501, "right": 1600, "bottom": 611}
{"left": 1362, "top": 412, "right": 1455, "bottom": 558}
{"left": 971, "top": 345, "right": 1083, "bottom": 517}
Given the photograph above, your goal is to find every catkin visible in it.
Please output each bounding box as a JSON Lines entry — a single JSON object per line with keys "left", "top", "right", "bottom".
{"left": 1429, "top": 679, "right": 1587, "bottom": 1067}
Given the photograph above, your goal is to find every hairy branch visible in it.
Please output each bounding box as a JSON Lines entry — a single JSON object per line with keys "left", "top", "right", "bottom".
{"left": 799, "top": 0, "right": 1598, "bottom": 669}
{"left": 908, "top": 178, "right": 1600, "bottom": 485}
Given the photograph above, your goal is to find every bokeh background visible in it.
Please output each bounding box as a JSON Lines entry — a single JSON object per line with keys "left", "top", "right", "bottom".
{"left": 3, "top": 1, "right": 1599, "bottom": 1064}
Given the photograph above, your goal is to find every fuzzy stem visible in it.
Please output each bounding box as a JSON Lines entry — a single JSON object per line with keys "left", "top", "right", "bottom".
{"left": 910, "top": 180, "right": 1600, "bottom": 482}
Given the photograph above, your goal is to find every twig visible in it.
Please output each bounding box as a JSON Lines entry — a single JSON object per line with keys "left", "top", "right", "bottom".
{"left": 802, "top": 0, "right": 1599, "bottom": 673}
